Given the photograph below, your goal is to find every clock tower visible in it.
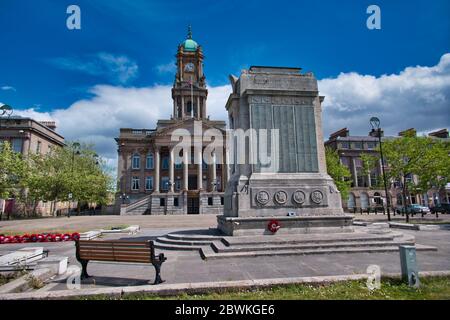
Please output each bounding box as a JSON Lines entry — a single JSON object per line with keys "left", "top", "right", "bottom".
{"left": 172, "top": 26, "right": 208, "bottom": 120}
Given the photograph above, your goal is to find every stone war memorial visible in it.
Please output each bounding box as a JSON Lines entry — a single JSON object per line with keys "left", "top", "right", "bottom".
{"left": 218, "top": 66, "right": 353, "bottom": 236}
{"left": 153, "top": 65, "right": 433, "bottom": 260}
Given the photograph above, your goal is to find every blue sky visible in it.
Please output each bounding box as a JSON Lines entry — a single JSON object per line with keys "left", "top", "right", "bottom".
{"left": 1, "top": 0, "right": 449, "bottom": 164}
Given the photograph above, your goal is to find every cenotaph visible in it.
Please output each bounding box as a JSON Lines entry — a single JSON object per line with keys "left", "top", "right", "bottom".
{"left": 218, "top": 66, "right": 353, "bottom": 235}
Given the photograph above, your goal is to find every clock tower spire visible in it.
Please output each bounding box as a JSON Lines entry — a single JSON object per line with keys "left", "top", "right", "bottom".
{"left": 171, "top": 26, "right": 208, "bottom": 120}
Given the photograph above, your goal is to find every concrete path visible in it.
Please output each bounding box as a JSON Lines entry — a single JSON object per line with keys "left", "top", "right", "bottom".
{"left": 1, "top": 226, "right": 449, "bottom": 292}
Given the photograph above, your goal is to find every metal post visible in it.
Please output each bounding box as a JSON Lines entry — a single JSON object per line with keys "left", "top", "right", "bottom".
{"left": 378, "top": 128, "right": 391, "bottom": 221}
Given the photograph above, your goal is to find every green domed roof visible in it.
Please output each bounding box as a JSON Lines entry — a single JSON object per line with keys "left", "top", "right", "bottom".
{"left": 182, "top": 25, "right": 198, "bottom": 52}
{"left": 183, "top": 38, "right": 198, "bottom": 51}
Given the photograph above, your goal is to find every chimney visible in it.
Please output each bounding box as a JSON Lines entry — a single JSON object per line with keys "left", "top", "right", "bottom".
{"left": 329, "top": 128, "right": 349, "bottom": 140}
{"left": 428, "top": 129, "right": 449, "bottom": 139}
{"left": 39, "top": 121, "right": 57, "bottom": 131}
{"left": 398, "top": 128, "right": 416, "bottom": 137}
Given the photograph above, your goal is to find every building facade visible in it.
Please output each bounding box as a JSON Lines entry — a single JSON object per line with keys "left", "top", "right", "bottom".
{"left": 116, "top": 28, "right": 227, "bottom": 215}
{"left": 0, "top": 117, "right": 66, "bottom": 217}
{"left": 325, "top": 127, "right": 450, "bottom": 212}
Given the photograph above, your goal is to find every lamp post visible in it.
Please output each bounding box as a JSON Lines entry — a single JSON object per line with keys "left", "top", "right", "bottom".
{"left": 119, "top": 193, "right": 129, "bottom": 204}
{"left": 370, "top": 117, "right": 391, "bottom": 221}
{"left": 68, "top": 142, "right": 81, "bottom": 218}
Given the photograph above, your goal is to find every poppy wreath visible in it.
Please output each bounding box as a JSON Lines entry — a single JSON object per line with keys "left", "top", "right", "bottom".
{"left": 0, "top": 232, "right": 81, "bottom": 244}
{"left": 267, "top": 220, "right": 281, "bottom": 233}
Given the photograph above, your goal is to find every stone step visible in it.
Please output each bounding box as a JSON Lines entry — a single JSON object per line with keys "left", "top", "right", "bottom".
{"left": 156, "top": 236, "right": 216, "bottom": 246}
{"left": 222, "top": 232, "right": 396, "bottom": 246}
{"left": 210, "top": 239, "right": 416, "bottom": 253}
{"left": 200, "top": 244, "right": 437, "bottom": 260}
{"left": 166, "top": 233, "right": 223, "bottom": 241}
{"left": 153, "top": 240, "right": 204, "bottom": 251}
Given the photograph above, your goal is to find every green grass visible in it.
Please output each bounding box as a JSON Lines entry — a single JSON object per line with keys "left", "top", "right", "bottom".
{"left": 83, "top": 276, "right": 450, "bottom": 300}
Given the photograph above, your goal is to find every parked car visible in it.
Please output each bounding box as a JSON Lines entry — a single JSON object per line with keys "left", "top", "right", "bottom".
{"left": 430, "top": 203, "right": 450, "bottom": 214}
{"left": 395, "top": 204, "right": 431, "bottom": 215}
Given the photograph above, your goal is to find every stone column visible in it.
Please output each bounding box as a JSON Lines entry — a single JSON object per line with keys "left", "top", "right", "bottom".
{"left": 197, "top": 148, "right": 203, "bottom": 190}
{"left": 155, "top": 148, "right": 160, "bottom": 192}
{"left": 197, "top": 96, "right": 200, "bottom": 120}
{"left": 183, "top": 150, "right": 189, "bottom": 191}
{"left": 173, "top": 100, "right": 177, "bottom": 119}
{"left": 211, "top": 152, "right": 217, "bottom": 191}
{"left": 169, "top": 147, "right": 174, "bottom": 193}
{"left": 352, "top": 157, "right": 358, "bottom": 187}
{"left": 222, "top": 147, "right": 229, "bottom": 191}
{"left": 181, "top": 96, "right": 185, "bottom": 119}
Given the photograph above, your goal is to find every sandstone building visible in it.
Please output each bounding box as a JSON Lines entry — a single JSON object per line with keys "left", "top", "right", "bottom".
{"left": 116, "top": 28, "right": 227, "bottom": 215}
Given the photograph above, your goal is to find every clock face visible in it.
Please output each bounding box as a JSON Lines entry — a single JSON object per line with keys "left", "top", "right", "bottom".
{"left": 184, "top": 62, "right": 195, "bottom": 72}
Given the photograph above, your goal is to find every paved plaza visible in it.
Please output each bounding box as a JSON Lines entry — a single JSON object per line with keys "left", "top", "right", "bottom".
{"left": 1, "top": 215, "right": 449, "bottom": 293}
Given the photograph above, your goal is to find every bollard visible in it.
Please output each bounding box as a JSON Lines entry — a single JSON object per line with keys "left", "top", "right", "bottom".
{"left": 399, "top": 245, "right": 420, "bottom": 288}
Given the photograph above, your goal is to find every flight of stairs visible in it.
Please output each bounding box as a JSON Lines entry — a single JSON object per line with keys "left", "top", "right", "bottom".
{"left": 154, "top": 230, "right": 437, "bottom": 260}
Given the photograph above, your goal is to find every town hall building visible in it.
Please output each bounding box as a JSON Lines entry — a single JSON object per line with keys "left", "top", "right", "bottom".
{"left": 115, "top": 27, "right": 227, "bottom": 215}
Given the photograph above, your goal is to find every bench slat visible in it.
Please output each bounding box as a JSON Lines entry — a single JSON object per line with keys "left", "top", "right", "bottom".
{"left": 80, "top": 247, "right": 150, "bottom": 254}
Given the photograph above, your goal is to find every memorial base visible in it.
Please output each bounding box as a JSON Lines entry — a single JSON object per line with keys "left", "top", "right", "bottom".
{"left": 217, "top": 214, "right": 354, "bottom": 236}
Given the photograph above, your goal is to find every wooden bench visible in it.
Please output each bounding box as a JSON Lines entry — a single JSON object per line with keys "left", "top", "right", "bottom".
{"left": 75, "top": 240, "right": 167, "bottom": 284}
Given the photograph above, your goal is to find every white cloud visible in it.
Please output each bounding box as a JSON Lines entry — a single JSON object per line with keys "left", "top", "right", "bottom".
{"left": 319, "top": 53, "right": 450, "bottom": 138}
{"left": 1, "top": 86, "right": 16, "bottom": 91}
{"left": 49, "top": 53, "right": 139, "bottom": 84}
{"left": 155, "top": 61, "right": 177, "bottom": 74}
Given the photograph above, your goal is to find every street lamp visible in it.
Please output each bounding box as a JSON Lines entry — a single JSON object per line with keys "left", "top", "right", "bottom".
{"left": 68, "top": 142, "right": 81, "bottom": 218}
{"left": 370, "top": 117, "right": 391, "bottom": 221}
{"left": 119, "top": 193, "right": 129, "bottom": 204}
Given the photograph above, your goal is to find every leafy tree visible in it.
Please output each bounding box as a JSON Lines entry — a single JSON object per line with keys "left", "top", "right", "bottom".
{"left": 0, "top": 142, "right": 27, "bottom": 218}
{"left": 381, "top": 135, "right": 450, "bottom": 222}
{"left": 22, "top": 142, "right": 114, "bottom": 217}
{"left": 325, "top": 147, "right": 352, "bottom": 201}
{"left": 0, "top": 142, "right": 28, "bottom": 196}
{"left": 360, "top": 153, "right": 378, "bottom": 187}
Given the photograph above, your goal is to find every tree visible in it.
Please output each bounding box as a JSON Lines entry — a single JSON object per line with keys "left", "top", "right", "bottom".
{"left": 325, "top": 147, "right": 352, "bottom": 201}
{"left": 360, "top": 152, "right": 381, "bottom": 188}
{"left": 21, "top": 142, "right": 114, "bottom": 217}
{"left": 0, "top": 142, "right": 27, "bottom": 218}
{"left": 381, "top": 135, "right": 450, "bottom": 222}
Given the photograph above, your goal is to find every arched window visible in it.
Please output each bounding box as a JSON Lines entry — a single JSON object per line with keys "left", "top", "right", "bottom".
{"left": 360, "top": 192, "right": 369, "bottom": 209}
{"left": 132, "top": 154, "right": 140, "bottom": 169}
{"left": 373, "top": 192, "right": 383, "bottom": 205}
{"left": 347, "top": 193, "right": 356, "bottom": 209}
{"left": 186, "top": 101, "right": 193, "bottom": 117}
{"left": 146, "top": 153, "right": 154, "bottom": 169}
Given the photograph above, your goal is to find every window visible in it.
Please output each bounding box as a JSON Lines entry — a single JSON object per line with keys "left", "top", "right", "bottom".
{"left": 208, "top": 197, "right": 213, "bottom": 205}
{"left": 175, "top": 179, "right": 182, "bottom": 191}
{"left": 132, "top": 154, "right": 140, "bottom": 169}
{"left": 340, "top": 142, "right": 350, "bottom": 149}
{"left": 174, "top": 197, "right": 179, "bottom": 207}
{"left": 347, "top": 193, "right": 356, "bottom": 209}
{"left": 145, "top": 176, "right": 153, "bottom": 190}
{"left": 131, "top": 176, "right": 140, "bottom": 190}
{"left": 220, "top": 197, "right": 224, "bottom": 205}
{"left": 36, "top": 141, "right": 42, "bottom": 154}
{"left": 353, "top": 142, "right": 362, "bottom": 149}
{"left": 162, "top": 157, "right": 169, "bottom": 170}
{"left": 146, "top": 153, "right": 154, "bottom": 169}
{"left": 160, "top": 198, "right": 165, "bottom": 206}
{"left": 11, "top": 139, "right": 23, "bottom": 153}
{"left": 360, "top": 192, "right": 369, "bottom": 209}
{"left": 367, "top": 142, "right": 376, "bottom": 149}
{"left": 161, "top": 177, "right": 169, "bottom": 191}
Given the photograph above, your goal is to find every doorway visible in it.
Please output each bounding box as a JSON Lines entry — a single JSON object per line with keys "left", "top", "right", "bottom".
{"left": 187, "top": 196, "right": 199, "bottom": 214}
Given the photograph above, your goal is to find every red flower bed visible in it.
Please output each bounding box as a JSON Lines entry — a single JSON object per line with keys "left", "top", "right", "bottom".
{"left": 0, "top": 232, "right": 80, "bottom": 244}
